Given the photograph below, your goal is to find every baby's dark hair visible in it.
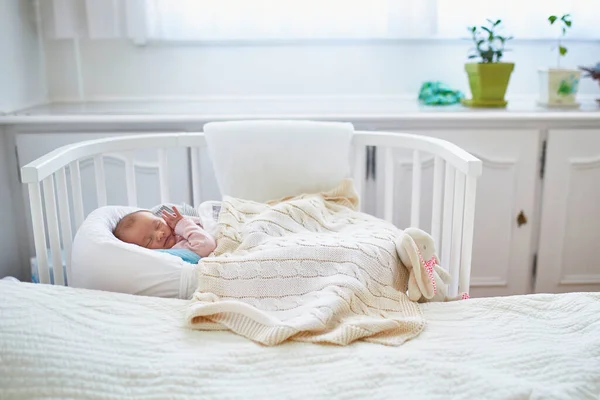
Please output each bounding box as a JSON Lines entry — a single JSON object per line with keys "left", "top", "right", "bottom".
{"left": 113, "top": 210, "right": 150, "bottom": 240}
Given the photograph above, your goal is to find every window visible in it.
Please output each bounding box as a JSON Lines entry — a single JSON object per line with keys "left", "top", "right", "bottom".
{"left": 436, "top": 0, "right": 600, "bottom": 39}
{"left": 145, "top": 0, "right": 435, "bottom": 41}
{"left": 144, "top": 0, "right": 600, "bottom": 41}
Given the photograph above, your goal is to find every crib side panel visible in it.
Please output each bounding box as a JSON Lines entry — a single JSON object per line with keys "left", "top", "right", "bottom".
{"left": 23, "top": 131, "right": 479, "bottom": 294}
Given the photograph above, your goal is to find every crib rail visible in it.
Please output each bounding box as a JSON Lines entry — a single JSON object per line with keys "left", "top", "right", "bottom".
{"left": 22, "top": 130, "right": 481, "bottom": 297}
{"left": 353, "top": 131, "right": 481, "bottom": 296}
{"left": 22, "top": 133, "right": 207, "bottom": 286}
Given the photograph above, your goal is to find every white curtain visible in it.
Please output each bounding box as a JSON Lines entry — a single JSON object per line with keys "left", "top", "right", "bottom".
{"left": 43, "top": 0, "right": 600, "bottom": 41}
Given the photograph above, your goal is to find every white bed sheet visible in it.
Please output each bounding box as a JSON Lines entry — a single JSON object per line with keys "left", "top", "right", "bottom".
{"left": 1, "top": 281, "right": 599, "bottom": 400}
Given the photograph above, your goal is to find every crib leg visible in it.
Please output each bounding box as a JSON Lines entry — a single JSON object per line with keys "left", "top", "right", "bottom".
{"left": 459, "top": 176, "right": 477, "bottom": 295}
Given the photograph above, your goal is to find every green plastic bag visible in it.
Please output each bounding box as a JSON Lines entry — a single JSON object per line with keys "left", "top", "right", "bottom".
{"left": 418, "top": 81, "right": 465, "bottom": 105}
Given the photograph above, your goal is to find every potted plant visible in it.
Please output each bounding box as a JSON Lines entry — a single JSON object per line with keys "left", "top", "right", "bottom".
{"left": 462, "top": 19, "right": 514, "bottom": 108}
{"left": 579, "top": 62, "right": 600, "bottom": 105}
{"left": 538, "top": 14, "right": 581, "bottom": 108}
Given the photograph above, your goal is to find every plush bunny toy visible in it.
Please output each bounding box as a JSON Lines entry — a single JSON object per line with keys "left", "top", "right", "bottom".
{"left": 396, "top": 227, "right": 468, "bottom": 303}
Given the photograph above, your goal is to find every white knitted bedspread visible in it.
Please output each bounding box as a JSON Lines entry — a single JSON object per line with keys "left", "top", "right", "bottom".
{"left": 1, "top": 282, "right": 599, "bottom": 400}
{"left": 186, "top": 180, "right": 423, "bottom": 346}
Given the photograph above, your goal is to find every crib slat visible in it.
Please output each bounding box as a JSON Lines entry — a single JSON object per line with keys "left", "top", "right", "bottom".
{"left": 449, "top": 171, "right": 466, "bottom": 298}
{"left": 459, "top": 176, "right": 478, "bottom": 295}
{"left": 69, "top": 161, "right": 85, "bottom": 230}
{"left": 383, "top": 147, "right": 394, "bottom": 223}
{"left": 55, "top": 168, "right": 73, "bottom": 284}
{"left": 410, "top": 150, "right": 422, "bottom": 228}
{"left": 158, "top": 149, "right": 169, "bottom": 203}
{"left": 124, "top": 152, "right": 137, "bottom": 207}
{"left": 441, "top": 164, "right": 455, "bottom": 271}
{"left": 43, "top": 176, "right": 65, "bottom": 286}
{"left": 94, "top": 155, "right": 107, "bottom": 207}
{"left": 29, "top": 183, "right": 50, "bottom": 284}
{"left": 353, "top": 144, "right": 366, "bottom": 212}
{"left": 431, "top": 156, "right": 444, "bottom": 248}
{"left": 190, "top": 147, "right": 202, "bottom": 208}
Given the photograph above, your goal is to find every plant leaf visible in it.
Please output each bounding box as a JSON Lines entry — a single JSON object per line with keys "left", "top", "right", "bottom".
{"left": 481, "top": 26, "right": 492, "bottom": 34}
{"left": 561, "top": 14, "right": 571, "bottom": 21}
{"left": 562, "top": 27, "right": 566, "bottom": 35}
{"left": 548, "top": 15, "right": 558, "bottom": 24}
{"left": 486, "top": 18, "right": 495, "bottom": 25}
{"left": 564, "top": 20, "right": 572, "bottom": 27}
{"left": 468, "top": 54, "right": 479, "bottom": 59}
{"left": 469, "top": 26, "right": 477, "bottom": 33}
{"left": 559, "top": 46, "right": 568, "bottom": 56}
{"left": 495, "top": 19, "right": 502, "bottom": 26}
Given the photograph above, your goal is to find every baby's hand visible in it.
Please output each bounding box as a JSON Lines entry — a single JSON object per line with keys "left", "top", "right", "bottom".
{"left": 162, "top": 206, "right": 184, "bottom": 230}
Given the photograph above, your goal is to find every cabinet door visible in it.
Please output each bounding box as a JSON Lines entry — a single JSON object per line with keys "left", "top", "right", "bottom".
{"left": 373, "top": 129, "right": 540, "bottom": 297}
{"left": 536, "top": 130, "right": 600, "bottom": 293}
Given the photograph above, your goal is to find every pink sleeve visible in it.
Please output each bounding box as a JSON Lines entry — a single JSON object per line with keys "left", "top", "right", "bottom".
{"left": 173, "top": 218, "right": 216, "bottom": 257}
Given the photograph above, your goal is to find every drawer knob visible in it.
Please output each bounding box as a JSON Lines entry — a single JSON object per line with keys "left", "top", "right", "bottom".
{"left": 517, "top": 210, "right": 528, "bottom": 227}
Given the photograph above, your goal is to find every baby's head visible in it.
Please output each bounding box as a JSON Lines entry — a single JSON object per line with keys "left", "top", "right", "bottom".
{"left": 113, "top": 210, "right": 177, "bottom": 249}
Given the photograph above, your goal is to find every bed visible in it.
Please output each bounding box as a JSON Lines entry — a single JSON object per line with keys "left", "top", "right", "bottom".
{"left": 1, "top": 281, "right": 599, "bottom": 399}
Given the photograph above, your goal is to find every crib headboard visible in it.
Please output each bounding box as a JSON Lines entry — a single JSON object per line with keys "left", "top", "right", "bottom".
{"left": 21, "top": 128, "right": 482, "bottom": 297}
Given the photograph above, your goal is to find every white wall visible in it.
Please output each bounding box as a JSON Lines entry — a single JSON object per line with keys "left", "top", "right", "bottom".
{"left": 0, "top": 0, "right": 45, "bottom": 280}
{"left": 0, "top": 0, "right": 46, "bottom": 113}
{"left": 0, "top": 131, "right": 25, "bottom": 280}
{"left": 45, "top": 39, "right": 600, "bottom": 101}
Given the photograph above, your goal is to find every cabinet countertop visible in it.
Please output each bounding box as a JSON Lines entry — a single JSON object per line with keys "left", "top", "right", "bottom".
{"left": 1, "top": 98, "right": 599, "bottom": 127}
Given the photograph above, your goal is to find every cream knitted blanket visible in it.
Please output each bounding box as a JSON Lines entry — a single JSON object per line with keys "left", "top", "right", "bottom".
{"left": 186, "top": 180, "right": 424, "bottom": 346}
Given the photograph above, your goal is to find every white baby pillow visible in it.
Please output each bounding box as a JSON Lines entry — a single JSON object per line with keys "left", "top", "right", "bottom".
{"left": 70, "top": 206, "right": 198, "bottom": 299}
{"left": 204, "top": 120, "right": 354, "bottom": 202}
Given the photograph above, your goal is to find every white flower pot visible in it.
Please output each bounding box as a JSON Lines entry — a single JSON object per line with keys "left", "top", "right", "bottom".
{"left": 538, "top": 69, "right": 581, "bottom": 108}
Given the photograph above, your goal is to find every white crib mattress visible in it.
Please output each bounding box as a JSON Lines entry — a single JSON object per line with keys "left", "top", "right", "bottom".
{"left": 1, "top": 282, "right": 599, "bottom": 400}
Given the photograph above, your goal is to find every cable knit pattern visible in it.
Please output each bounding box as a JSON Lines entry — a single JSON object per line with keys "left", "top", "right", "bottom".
{"left": 186, "top": 179, "right": 423, "bottom": 346}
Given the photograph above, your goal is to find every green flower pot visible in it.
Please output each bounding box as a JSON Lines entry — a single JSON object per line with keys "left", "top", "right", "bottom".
{"left": 462, "top": 62, "right": 514, "bottom": 108}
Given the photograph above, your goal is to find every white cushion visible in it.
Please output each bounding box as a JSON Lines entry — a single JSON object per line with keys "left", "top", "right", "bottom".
{"left": 204, "top": 120, "right": 354, "bottom": 202}
{"left": 70, "top": 206, "right": 197, "bottom": 299}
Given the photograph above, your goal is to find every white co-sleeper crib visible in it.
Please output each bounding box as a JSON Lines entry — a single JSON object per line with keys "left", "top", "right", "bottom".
{"left": 5, "top": 122, "right": 600, "bottom": 399}
{"left": 20, "top": 124, "right": 482, "bottom": 297}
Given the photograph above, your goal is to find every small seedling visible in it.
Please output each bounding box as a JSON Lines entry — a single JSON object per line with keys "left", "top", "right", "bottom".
{"left": 548, "top": 14, "right": 572, "bottom": 68}
{"left": 467, "top": 19, "right": 513, "bottom": 63}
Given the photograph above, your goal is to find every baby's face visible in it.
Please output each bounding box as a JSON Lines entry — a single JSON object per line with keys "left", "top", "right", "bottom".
{"left": 119, "top": 211, "right": 177, "bottom": 249}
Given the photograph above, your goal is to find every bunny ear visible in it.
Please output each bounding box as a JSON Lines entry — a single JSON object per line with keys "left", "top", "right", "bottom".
{"left": 403, "top": 234, "right": 436, "bottom": 299}
{"left": 407, "top": 272, "right": 422, "bottom": 302}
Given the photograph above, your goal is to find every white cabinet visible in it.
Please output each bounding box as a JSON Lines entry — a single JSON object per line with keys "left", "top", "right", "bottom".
{"left": 371, "top": 129, "right": 541, "bottom": 297}
{"left": 536, "top": 130, "right": 600, "bottom": 293}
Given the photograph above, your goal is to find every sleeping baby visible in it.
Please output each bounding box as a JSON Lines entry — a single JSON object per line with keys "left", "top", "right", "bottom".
{"left": 113, "top": 206, "right": 216, "bottom": 257}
